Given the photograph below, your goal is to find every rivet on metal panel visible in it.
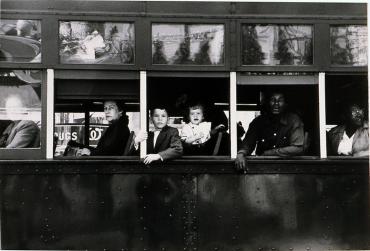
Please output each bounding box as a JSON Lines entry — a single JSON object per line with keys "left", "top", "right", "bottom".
{"left": 258, "top": 248, "right": 263, "bottom": 251}
{"left": 289, "top": 248, "right": 293, "bottom": 251}
{"left": 272, "top": 248, "right": 276, "bottom": 251}
{"left": 306, "top": 247, "right": 311, "bottom": 250}
{"left": 48, "top": 207, "right": 52, "bottom": 211}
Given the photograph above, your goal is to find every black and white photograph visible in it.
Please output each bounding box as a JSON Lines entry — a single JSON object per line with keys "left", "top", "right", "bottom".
{"left": 0, "top": 1, "right": 368, "bottom": 251}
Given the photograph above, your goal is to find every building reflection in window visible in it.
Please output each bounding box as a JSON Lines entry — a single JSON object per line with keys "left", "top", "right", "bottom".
{"left": 330, "top": 25, "right": 367, "bottom": 66}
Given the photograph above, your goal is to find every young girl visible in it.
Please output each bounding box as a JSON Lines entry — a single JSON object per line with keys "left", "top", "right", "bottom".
{"left": 181, "top": 104, "right": 211, "bottom": 145}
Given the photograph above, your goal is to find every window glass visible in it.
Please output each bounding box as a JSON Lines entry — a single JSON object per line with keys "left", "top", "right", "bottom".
{"left": 148, "top": 77, "right": 230, "bottom": 156}
{"left": 152, "top": 24, "right": 225, "bottom": 65}
{"left": 236, "top": 73, "right": 319, "bottom": 156}
{"left": 0, "top": 70, "right": 42, "bottom": 148}
{"left": 241, "top": 25, "right": 313, "bottom": 65}
{"left": 54, "top": 112, "right": 85, "bottom": 156}
{"left": 325, "top": 75, "right": 368, "bottom": 157}
{"left": 59, "top": 21, "right": 135, "bottom": 64}
{"left": 330, "top": 25, "right": 367, "bottom": 66}
{"left": 0, "top": 19, "right": 41, "bottom": 63}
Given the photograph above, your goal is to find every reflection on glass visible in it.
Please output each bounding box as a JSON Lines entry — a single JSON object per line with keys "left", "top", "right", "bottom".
{"left": 59, "top": 21, "right": 135, "bottom": 64}
{"left": 0, "top": 19, "right": 41, "bottom": 62}
{"left": 54, "top": 113, "right": 85, "bottom": 156}
{"left": 152, "top": 24, "right": 224, "bottom": 65}
{"left": 0, "top": 70, "right": 41, "bottom": 148}
{"left": 241, "top": 25, "right": 313, "bottom": 65}
{"left": 330, "top": 25, "right": 367, "bottom": 66}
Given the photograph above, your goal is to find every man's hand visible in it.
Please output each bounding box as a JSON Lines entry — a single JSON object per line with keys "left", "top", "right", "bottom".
{"left": 134, "top": 130, "right": 148, "bottom": 144}
{"left": 235, "top": 153, "right": 247, "bottom": 171}
{"left": 143, "top": 154, "right": 162, "bottom": 165}
{"left": 76, "top": 148, "right": 91, "bottom": 156}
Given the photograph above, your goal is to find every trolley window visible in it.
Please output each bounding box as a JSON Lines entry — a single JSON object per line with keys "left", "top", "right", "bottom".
{"left": 0, "top": 19, "right": 41, "bottom": 63}
{"left": 147, "top": 76, "right": 230, "bottom": 157}
{"left": 325, "top": 74, "right": 368, "bottom": 158}
{"left": 0, "top": 70, "right": 42, "bottom": 151}
{"left": 236, "top": 73, "right": 319, "bottom": 157}
{"left": 330, "top": 25, "right": 367, "bottom": 66}
{"left": 54, "top": 78, "right": 140, "bottom": 157}
{"left": 59, "top": 21, "right": 135, "bottom": 65}
{"left": 241, "top": 24, "right": 313, "bottom": 66}
{"left": 152, "top": 23, "right": 225, "bottom": 66}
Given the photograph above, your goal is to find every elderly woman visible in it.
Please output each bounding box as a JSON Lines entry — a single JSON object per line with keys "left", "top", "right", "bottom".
{"left": 327, "top": 103, "right": 368, "bottom": 157}
{"left": 79, "top": 100, "right": 130, "bottom": 156}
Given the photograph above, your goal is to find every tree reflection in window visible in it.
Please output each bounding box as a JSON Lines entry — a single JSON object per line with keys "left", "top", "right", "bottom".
{"left": 330, "top": 25, "right": 367, "bottom": 66}
{"left": 152, "top": 24, "right": 225, "bottom": 65}
{"left": 242, "top": 25, "right": 313, "bottom": 66}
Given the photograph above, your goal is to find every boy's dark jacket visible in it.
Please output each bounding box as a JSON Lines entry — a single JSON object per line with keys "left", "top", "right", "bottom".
{"left": 147, "top": 125, "right": 183, "bottom": 160}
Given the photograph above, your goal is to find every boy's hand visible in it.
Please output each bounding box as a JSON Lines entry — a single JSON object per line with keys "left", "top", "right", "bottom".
{"left": 134, "top": 130, "right": 148, "bottom": 144}
{"left": 143, "top": 154, "right": 162, "bottom": 165}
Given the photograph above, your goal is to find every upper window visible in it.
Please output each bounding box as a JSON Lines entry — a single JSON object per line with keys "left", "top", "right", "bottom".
{"left": 152, "top": 24, "right": 225, "bottom": 65}
{"left": 0, "top": 70, "right": 42, "bottom": 148}
{"left": 0, "top": 19, "right": 41, "bottom": 63}
{"left": 241, "top": 25, "right": 313, "bottom": 66}
{"left": 59, "top": 21, "right": 135, "bottom": 64}
{"left": 330, "top": 25, "right": 367, "bottom": 66}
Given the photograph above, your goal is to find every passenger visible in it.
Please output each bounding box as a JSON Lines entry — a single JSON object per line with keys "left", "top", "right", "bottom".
{"left": 0, "top": 95, "right": 40, "bottom": 148}
{"left": 181, "top": 104, "right": 211, "bottom": 154}
{"left": 78, "top": 100, "right": 130, "bottom": 156}
{"left": 327, "top": 103, "right": 368, "bottom": 157}
{"left": 134, "top": 107, "right": 183, "bottom": 164}
{"left": 235, "top": 91, "right": 304, "bottom": 170}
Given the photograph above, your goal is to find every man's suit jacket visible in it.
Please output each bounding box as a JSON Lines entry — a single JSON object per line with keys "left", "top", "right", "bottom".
{"left": 147, "top": 126, "right": 183, "bottom": 160}
{"left": 3, "top": 120, "right": 40, "bottom": 148}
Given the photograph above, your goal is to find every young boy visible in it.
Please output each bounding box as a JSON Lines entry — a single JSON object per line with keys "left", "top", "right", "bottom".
{"left": 134, "top": 107, "right": 183, "bottom": 164}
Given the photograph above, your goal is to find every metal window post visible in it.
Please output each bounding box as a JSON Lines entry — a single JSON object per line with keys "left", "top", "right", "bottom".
{"left": 319, "top": 72, "right": 327, "bottom": 158}
{"left": 46, "top": 69, "right": 55, "bottom": 159}
{"left": 140, "top": 71, "right": 147, "bottom": 158}
{"left": 230, "top": 72, "right": 237, "bottom": 158}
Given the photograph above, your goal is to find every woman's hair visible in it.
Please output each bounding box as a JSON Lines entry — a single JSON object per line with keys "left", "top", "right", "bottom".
{"left": 107, "top": 100, "right": 126, "bottom": 112}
